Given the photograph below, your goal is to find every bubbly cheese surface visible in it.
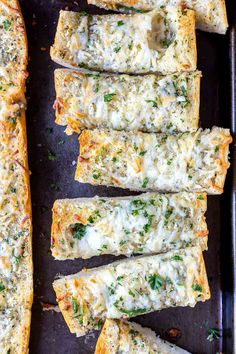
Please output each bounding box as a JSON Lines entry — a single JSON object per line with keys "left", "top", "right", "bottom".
{"left": 88, "top": 0, "right": 228, "bottom": 34}
{"left": 51, "top": 192, "right": 208, "bottom": 260}
{"left": 0, "top": 1, "right": 32, "bottom": 353}
{"left": 76, "top": 127, "right": 232, "bottom": 194}
{"left": 54, "top": 69, "right": 200, "bottom": 134}
{"left": 51, "top": 7, "right": 196, "bottom": 74}
{"left": 95, "top": 319, "right": 191, "bottom": 354}
{"left": 53, "top": 247, "right": 210, "bottom": 337}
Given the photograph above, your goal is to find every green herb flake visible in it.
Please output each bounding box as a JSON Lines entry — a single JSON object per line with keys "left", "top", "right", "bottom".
{"left": 145, "top": 99, "right": 158, "bottom": 108}
{"left": 192, "top": 283, "right": 203, "bottom": 292}
{"left": 72, "top": 223, "right": 87, "bottom": 240}
{"left": 0, "top": 282, "right": 5, "bottom": 292}
{"left": 87, "top": 215, "right": 94, "bottom": 224}
{"left": 142, "top": 177, "right": 149, "bottom": 189}
{"left": 72, "top": 297, "right": 78, "bottom": 314}
{"left": 197, "top": 194, "right": 204, "bottom": 200}
{"left": 93, "top": 172, "right": 101, "bottom": 180}
{"left": 117, "top": 20, "right": 124, "bottom": 26}
{"left": 3, "top": 20, "right": 11, "bottom": 31}
{"left": 148, "top": 274, "right": 163, "bottom": 290}
{"left": 139, "top": 150, "right": 147, "bottom": 156}
{"left": 215, "top": 146, "right": 219, "bottom": 153}
{"left": 48, "top": 150, "right": 56, "bottom": 161}
{"left": 207, "top": 328, "right": 220, "bottom": 342}
{"left": 171, "top": 255, "right": 183, "bottom": 261}
{"left": 104, "top": 93, "right": 116, "bottom": 102}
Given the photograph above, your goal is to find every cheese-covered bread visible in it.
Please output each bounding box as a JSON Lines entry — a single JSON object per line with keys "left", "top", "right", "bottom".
{"left": 88, "top": 0, "right": 228, "bottom": 34}
{"left": 0, "top": 1, "right": 32, "bottom": 353}
{"left": 51, "top": 7, "right": 196, "bottom": 74}
{"left": 53, "top": 246, "right": 210, "bottom": 337}
{"left": 75, "top": 127, "right": 232, "bottom": 194}
{"left": 95, "top": 319, "right": 191, "bottom": 354}
{"left": 51, "top": 192, "right": 208, "bottom": 260}
{"left": 54, "top": 69, "right": 200, "bottom": 134}
{"left": 0, "top": 0, "right": 27, "bottom": 90}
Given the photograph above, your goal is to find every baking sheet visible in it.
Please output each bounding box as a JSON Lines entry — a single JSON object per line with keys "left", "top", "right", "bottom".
{"left": 19, "top": 0, "right": 235, "bottom": 352}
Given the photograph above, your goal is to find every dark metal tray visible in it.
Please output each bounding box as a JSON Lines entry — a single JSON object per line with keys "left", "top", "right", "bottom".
{"left": 20, "top": 0, "right": 235, "bottom": 352}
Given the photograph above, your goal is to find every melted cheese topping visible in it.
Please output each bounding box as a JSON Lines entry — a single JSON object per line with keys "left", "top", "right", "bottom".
{"left": 53, "top": 247, "right": 210, "bottom": 337}
{"left": 88, "top": 0, "right": 228, "bottom": 34}
{"left": 51, "top": 192, "right": 208, "bottom": 260}
{"left": 55, "top": 69, "right": 200, "bottom": 134}
{"left": 0, "top": 1, "right": 32, "bottom": 352}
{"left": 95, "top": 319, "right": 190, "bottom": 354}
{"left": 76, "top": 127, "right": 232, "bottom": 194}
{"left": 51, "top": 7, "right": 196, "bottom": 74}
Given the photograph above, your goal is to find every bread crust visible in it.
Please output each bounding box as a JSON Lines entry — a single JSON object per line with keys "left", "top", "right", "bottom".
{"left": 0, "top": 0, "right": 32, "bottom": 352}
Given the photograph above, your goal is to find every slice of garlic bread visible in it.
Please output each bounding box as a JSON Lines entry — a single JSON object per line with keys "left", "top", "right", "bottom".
{"left": 53, "top": 246, "right": 210, "bottom": 337}
{"left": 87, "top": 0, "right": 228, "bottom": 34}
{"left": 95, "top": 319, "right": 190, "bottom": 354}
{"left": 0, "top": 1, "right": 32, "bottom": 353}
{"left": 51, "top": 192, "right": 208, "bottom": 260}
{"left": 54, "top": 69, "right": 200, "bottom": 134}
{"left": 75, "top": 127, "right": 232, "bottom": 194}
{"left": 51, "top": 7, "right": 196, "bottom": 74}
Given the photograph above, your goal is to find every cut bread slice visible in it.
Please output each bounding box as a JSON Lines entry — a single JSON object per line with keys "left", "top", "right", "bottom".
{"left": 51, "top": 7, "right": 196, "bottom": 74}
{"left": 53, "top": 246, "right": 210, "bottom": 337}
{"left": 54, "top": 69, "right": 201, "bottom": 134}
{"left": 95, "top": 319, "right": 191, "bottom": 353}
{"left": 87, "top": 0, "right": 228, "bottom": 34}
{"left": 51, "top": 192, "right": 208, "bottom": 260}
{"left": 75, "top": 127, "right": 232, "bottom": 194}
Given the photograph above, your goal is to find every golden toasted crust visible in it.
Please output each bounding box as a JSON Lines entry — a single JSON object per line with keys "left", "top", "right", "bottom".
{"left": 0, "top": 0, "right": 32, "bottom": 353}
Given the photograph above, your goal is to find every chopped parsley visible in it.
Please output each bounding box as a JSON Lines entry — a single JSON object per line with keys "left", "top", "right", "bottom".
{"left": 148, "top": 274, "right": 163, "bottom": 290}
{"left": 145, "top": 99, "right": 158, "bottom": 108}
{"left": 117, "top": 20, "right": 124, "bottom": 26}
{"left": 139, "top": 150, "right": 147, "bottom": 156}
{"left": 72, "top": 297, "right": 78, "bottom": 314}
{"left": 142, "top": 177, "right": 149, "bottom": 188}
{"left": 207, "top": 328, "right": 220, "bottom": 342}
{"left": 3, "top": 20, "right": 11, "bottom": 31}
{"left": 104, "top": 93, "right": 116, "bottom": 102}
{"left": 115, "top": 306, "right": 148, "bottom": 317}
{"left": 197, "top": 194, "right": 204, "bottom": 200}
{"left": 171, "top": 255, "right": 183, "bottom": 261}
{"left": 93, "top": 172, "right": 101, "bottom": 179}
{"left": 48, "top": 150, "right": 56, "bottom": 161}
{"left": 192, "top": 283, "right": 202, "bottom": 292}
{"left": 0, "top": 282, "right": 5, "bottom": 292}
{"left": 215, "top": 145, "right": 219, "bottom": 153}
{"left": 114, "top": 46, "right": 121, "bottom": 53}
{"left": 72, "top": 223, "right": 87, "bottom": 240}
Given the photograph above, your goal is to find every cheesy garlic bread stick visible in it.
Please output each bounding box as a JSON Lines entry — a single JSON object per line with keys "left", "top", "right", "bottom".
{"left": 0, "top": 1, "right": 33, "bottom": 353}
{"left": 51, "top": 192, "right": 208, "bottom": 260}
{"left": 75, "top": 127, "right": 232, "bottom": 194}
{"left": 54, "top": 69, "right": 201, "bottom": 134}
{"left": 88, "top": 0, "right": 228, "bottom": 34}
{"left": 95, "top": 319, "right": 191, "bottom": 354}
{"left": 51, "top": 7, "right": 196, "bottom": 74}
{"left": 53, "top": 246, "right": 210, "bottom": 337}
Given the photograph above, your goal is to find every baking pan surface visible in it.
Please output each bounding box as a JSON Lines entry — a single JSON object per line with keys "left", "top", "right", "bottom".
{"left": 20, "top": 0, "right": 235, "bottom": 353}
